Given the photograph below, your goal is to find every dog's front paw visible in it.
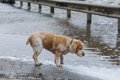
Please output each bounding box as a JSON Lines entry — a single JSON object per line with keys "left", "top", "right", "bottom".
{"left": 60, "top": 61, "right": 64, "bottom": 64}
{"left": 35, "top": 63, "right": 43, "bottom": 66}
{"left": 56, "top": 64, "right": 63, "bottom": 70}
{"left": 59, "top": 64, "right": 63, "bottom": 68}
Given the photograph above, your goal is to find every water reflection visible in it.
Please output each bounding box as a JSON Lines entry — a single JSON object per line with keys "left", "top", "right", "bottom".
{"left": 57, "top": 18, "right": 120, "bottom": 65}
{"left": 86, "top": 26, "right": 120, "bottom": 65}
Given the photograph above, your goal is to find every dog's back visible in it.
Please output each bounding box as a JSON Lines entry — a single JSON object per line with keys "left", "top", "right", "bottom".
{"left": 26, "top": 32, "right": 70, "bottom": 52}
{"left": 26, "top": 32, "right": 55, "bottom": 51}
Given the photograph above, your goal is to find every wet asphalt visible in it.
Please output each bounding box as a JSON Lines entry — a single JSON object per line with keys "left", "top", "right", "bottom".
{"left": 0, "top": 1, "right": 120, "bottom": 80}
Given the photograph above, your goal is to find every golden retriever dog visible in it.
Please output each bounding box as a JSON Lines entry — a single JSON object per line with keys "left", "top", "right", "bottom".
{"left": 26, "top": 32, "right": 85, "bottom": 69}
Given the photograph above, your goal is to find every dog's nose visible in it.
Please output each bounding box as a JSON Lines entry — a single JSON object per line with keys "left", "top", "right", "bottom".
{"left": 82, "top": 52, "right": 85, "bottom": 56}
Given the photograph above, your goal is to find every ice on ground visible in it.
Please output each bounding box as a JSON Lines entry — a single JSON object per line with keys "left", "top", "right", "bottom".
{"left": 65, "top": 64, "right": 120, "bottom": 80}
{"left": 0, "top": 56, "right": 120, "bottom": 80}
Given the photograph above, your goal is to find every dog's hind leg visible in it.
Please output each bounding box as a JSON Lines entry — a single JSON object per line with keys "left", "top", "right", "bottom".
{"left": 33, "top": 49, "right": 42, "bottom": 66}
{"left": 32, "top": 40, "right": 43, "bottom": 66}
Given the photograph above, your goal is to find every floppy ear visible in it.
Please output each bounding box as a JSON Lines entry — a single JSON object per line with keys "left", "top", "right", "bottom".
{"left": 73, "top": 40, "right": 82, "bottom": 53}
{"left": 76, "top": 40, "right": 84, "bottom": 49}
{"left": 74, "top": 42, "right": 79, "bottom": 52}
{"left": 69, "top": 40, "right": 78, "bottom": 53}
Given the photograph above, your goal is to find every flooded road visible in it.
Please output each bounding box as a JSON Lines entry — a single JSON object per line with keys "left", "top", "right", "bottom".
{"left": 0, "top": 2, "right": 120, "bottom": 80}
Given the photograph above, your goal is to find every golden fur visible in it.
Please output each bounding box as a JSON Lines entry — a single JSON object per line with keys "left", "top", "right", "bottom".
{"left": 26, "top": 32, "right": 85, "bottom": 69}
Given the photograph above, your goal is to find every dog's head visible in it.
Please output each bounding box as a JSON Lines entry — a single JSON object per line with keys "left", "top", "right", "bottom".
{"left": 69, "top": 39, "right": 85, "bottom": 57}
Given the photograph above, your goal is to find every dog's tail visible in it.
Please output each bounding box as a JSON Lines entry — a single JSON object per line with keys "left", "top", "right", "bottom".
{"left": 26, "top": 37, "right": 30, "bottom": 45}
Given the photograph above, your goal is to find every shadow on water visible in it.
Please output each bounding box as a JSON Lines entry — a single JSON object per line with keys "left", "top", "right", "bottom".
{"left": 56, "top": 18, "right": 120, "bottom": 66}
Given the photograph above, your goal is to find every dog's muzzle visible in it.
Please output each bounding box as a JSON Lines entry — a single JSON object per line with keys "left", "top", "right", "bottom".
{"left": 76, "top": 50, "right": 85, "bottom": 57}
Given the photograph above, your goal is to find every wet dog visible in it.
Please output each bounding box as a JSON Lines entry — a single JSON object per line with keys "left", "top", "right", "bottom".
{"left": 26, "top": 32, "right": 85, "bottom": 69}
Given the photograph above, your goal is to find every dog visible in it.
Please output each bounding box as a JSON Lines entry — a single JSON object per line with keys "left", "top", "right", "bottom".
{"left": 26, "top": 32, "right": 85, "bottom": 69}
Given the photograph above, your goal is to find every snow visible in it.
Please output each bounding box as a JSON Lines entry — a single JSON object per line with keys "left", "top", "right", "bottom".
{"left": 71, "top": 0, "right": 120, "bottom": 5}
{"left": 0, "top": 56, "right": 120, "bottom": 80}
{"left": 65, "top": 64, "right": 120, "bottom": 80}
{"left": 85, "top": 0, "right": 120, "bottom": 4}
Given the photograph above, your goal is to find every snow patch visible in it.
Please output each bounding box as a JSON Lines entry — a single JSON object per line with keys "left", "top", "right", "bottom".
{"left": 0, "top": 56, "right": 120, "bottom": 80}
{"left": 0, "top": 56, "right": 54, "bottom": 65}
{"left": 64, "top": 64, "right": 120, "bottom": 80}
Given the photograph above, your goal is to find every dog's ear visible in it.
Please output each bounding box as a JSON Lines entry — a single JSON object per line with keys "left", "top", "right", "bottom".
{"left": 74, "top": 40, "right": 82, "bottom": 51}
{"left": 69, "top": 40, "right": 78, "bottom": 53}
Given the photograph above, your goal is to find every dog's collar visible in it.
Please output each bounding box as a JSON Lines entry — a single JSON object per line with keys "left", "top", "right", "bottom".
{"left": 67, "top": 39, "right": 73, "bottom": 50}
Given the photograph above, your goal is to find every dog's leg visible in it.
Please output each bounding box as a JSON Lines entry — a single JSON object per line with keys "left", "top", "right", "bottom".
{"left": 33, "top": 52, "right": 38, "bottom": 66}
{"left": 54, "top": 49, "right": 62, "bottom": 69}
{"left": 60, "top": 54, "right": 64, "bottom": 64}
{"left": 55, "top": 55, "right": 61, "bottom": 69}
{"left": 32, "top": 40, "right": 43, "bottom": 66}
{"left": 33, "top": 49, "right": 42, "bottom": 66}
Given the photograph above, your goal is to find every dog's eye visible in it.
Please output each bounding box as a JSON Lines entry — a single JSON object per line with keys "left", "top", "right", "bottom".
{"left": 76, "top": 47, "right": 82, "bottom": 53}
{"left": 79, "top": 48, "right": 82, "bottom": 50}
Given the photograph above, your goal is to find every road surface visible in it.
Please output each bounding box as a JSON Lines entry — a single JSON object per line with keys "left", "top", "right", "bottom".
{"left": 0, "top": 2, "right": 120, "bottom": 80}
